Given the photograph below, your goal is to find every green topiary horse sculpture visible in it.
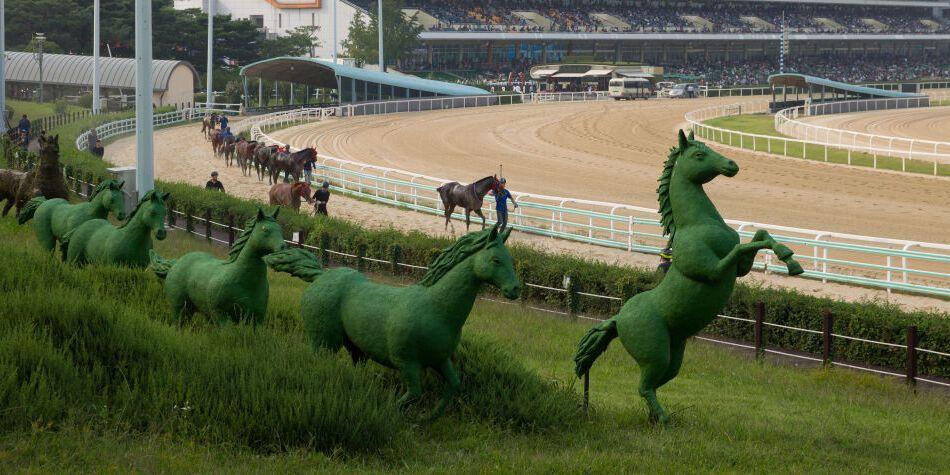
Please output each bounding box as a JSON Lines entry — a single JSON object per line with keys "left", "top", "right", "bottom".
{"left": 62, "top": 189, "right": 169, "bottom": 268}
{"left": 149, "top": 207, "right": 287, "bottom": 325}
{"left": 267, "top": 224, "right": 521, "bottom": 420}
{"left": 18, "top": 179, "right": 127, "bottom": 251}
{"left": 574, "top": 130, "right": 804, "bottom": 426}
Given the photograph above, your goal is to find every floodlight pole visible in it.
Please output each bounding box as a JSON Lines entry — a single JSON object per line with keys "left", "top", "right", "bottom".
{"left": 33, "top": 33, "right": 45, "bottom": 103}
{"left": 0, "top": 0, "right": 6, "bottom": 129}
{"left": 378, "top": 0, "right": 384, "bottom": 72}
{"left": 332, "top": 0, "right": 338, "bottom": 63}
{"left": 135, "top": 0, "right": 154, "bottom": 195}
{"left": 206, "top": 0, "right": 214, "bottom": 109}
{"left": 93, "top": 0, "right": 100, "bottom": 114}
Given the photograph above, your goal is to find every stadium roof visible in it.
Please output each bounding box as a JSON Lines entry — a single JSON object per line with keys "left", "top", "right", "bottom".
{"left": 767, "top": 73, "right": 925, "bottom": 98}
{"left": 4, "top": 51, "right": 197, "bottom": 91}
{"left": 240, "top": 57, "right": 489, "bottom": 100}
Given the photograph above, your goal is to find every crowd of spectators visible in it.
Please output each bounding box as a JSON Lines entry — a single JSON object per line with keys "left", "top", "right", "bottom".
{"left": 399, "top": 0, "right": 948, "bottom": 34}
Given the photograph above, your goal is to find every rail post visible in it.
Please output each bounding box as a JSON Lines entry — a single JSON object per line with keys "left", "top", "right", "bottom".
{"left": 185, "top": 210, "right": 194, "bottom": 234}
{"left": 319, "top": 232, "right": 330, "bottom": 267}
{"left": 906, "top": 326, "right": 918, "bottom": 387}
{"left": 356, "top": 243, "right": 367, "bottom": 272}
{"left": 564, "top": 274, "right": 578, "bottom": 321}
{"left": 227, "top": 215, "right": 235, "bottom": 247}
{"left": 822, "top": 310, "right": 834, "bottom": 367}
{"left": 390, "top": 245, "right": 401, "bottom": 275}
{"left": 583, "top": 370, "right": 590, "bottom": 418}
{"left": 297, "top": 228, "right": 307, "bottom": 249}
{"left": 204, "top": 208, "right": 212, "bottom": 241}
{"left": 167, "top": 202, "right": 176, "bottom": 227}
{"left": 754, "top": 301, "right": 765, "bottom": 361}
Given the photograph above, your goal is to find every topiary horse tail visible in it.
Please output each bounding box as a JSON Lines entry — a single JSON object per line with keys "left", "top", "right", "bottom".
{"left": 149, "top": 249, "right": 177, "bottom": 280}
{"left": 264, "top": 247, "right": 324, "bottom": 282}
{"left": 16, "top": 197, "right": 46, "bottom": 225}
{"left": 573, "top": 317, "right": 618, "bottom": 377}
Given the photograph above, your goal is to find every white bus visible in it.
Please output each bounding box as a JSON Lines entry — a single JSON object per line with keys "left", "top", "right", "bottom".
{"left": 608, "top": 78, "right": 653, "bottom": 100}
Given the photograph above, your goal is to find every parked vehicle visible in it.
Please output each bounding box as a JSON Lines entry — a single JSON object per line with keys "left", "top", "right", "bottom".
{"left": 667, "top": 83, "right": 699, "bottom": 99}
{"left": 608, "top": 78, "right": 653, "bottom": 100}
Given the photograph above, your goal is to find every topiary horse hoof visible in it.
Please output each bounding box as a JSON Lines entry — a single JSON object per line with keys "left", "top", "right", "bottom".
{"left": 785, "top": 259, "right": 805, "bottom": 276}
{"left": 772, "top": 243, "right": 795, "bottom": 261}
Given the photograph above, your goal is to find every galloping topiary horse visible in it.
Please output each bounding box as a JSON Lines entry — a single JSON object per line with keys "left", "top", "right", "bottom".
{"left": 62, "top": 189, "right": 168, "bottom": 268}
{"left": 267, "top": 224, "right": 521, "bottom": 419}
{"left": 574, "top": 130, "right": 804, "bottom": 425}
{"left": 150, "top": 207, "right": 287, "bottom": 325}
{"left": 18, "top": 179, "right": 127, "bottom": 251}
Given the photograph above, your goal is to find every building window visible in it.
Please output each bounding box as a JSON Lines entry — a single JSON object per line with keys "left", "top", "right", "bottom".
{"left": 250, "top": 15, "right": 264, "bottom": 28}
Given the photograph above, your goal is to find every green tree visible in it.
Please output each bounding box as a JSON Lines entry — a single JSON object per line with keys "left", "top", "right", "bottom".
{"left": 261, "top": 26, "right": 321, "bottom": 58}
{"left": 342, "top": 1, "right": 422, "bottom": 69}
{"left": 23, "top": 37, "right": 65, "bottom": 55}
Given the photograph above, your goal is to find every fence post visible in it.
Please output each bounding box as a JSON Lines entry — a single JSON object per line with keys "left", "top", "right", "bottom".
{"left": 205, "top": 208, "right": 213, "bottom": 241}
{"left": 319, "top": 232, "right": 330, "bottom": 267}
{"left": 167, "top": 203, "right": 176, "bottom": 227}
{"left": 356, "top": 243, "right": 367, "bottom": 272}
{"left": 227, "top": 215, "right": 235, "bottom": 247}
{"left": 297, "top": 229, "right": 307, "bottom": 249}
{"left": 564, "top": 274, "right": 578, "bottom": 320}
{"left": 390, "top": 245, "right": 401, "bottom": 276}
{"left": 754, "top": 301, "right": 765, "bottom": 360}
{"left": 822, "top": 310, "right": 834, "bottom": 366}
{"left": 906, "top": 326, "right": 918, "bottom": 386}
{"left": 186, "top": 211, "right": 194, "bottom": 234}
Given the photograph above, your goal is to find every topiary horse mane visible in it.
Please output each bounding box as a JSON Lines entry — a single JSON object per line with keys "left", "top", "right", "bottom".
{"left": 88, "top": 179, "right": 122, "bottom": 202}
{"left": 418, "top": 226, "right": 497, "bottom": 287}
{"left": 227, "top": 213, "right": 277, "bottom": 263}
{"left": 118, "top": 189, "right": 160, "bottom": 228}
{"left": 657, "top": 131, "right": 707, "bottom": 243}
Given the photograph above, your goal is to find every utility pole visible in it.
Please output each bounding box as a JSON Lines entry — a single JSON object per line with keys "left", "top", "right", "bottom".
{"left": 135, "top": 0, "right": 154, "bottom": 195}
{"left": 206, "top": 0, "right": 214, "bottom": 109}
{"left": 378, "top": 0, "right": 384, "bottom": 72}
{"left": 0, "top": 0, "right": 6, "bottom": 129}
{"left": 93, "top": 0, "right": 101, "bottom": 114}
{"left": 32, "top": 33, "right": 45, "bottom": 102}
{"left": 332, "top": 0, "right": 338, "bottom": 63}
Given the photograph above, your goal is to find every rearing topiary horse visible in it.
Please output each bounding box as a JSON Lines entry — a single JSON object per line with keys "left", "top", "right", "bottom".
{"left": 18, "top": 179, "right": 127, "bottom": 251}
{"left": 267, "top": 224, "right": 522, "bottom": 419}
{"left": 574, "top": 130, "right": 804, "bottom": 425}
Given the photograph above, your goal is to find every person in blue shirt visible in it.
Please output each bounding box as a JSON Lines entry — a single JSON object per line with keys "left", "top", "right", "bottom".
{"left": 218, "top": 114, "right": 229, "bottom": 130}
{"left": 221, "top": 126, "right": 234, "bottom": 141}
{"left": 491, "top": 177, "right": 518, "bottom": 230}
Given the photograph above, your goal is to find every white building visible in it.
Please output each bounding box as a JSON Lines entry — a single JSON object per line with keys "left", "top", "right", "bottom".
{"left": 173, "top": 0, "right": 364, "bottom": 59}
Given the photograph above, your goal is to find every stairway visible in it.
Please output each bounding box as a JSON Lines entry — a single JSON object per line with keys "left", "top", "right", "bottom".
{"left": 814, "top": 18, "right": 845, "bottom": 31}
{"left": 513, "top": 11, "right": 553, "bottom": 30}
{"left": 403, "top": 9, "right": 442, "bottom": 29}
{"left": 591, "top": 13, "right": 631, "bottom": 30}
{"left": 741, "top": 16, "right": 777, "bottom": 31}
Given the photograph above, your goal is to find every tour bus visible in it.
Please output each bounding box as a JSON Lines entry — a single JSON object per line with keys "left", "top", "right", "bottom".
{"left": 608, "top": 77, "right": 653, "bottom": 100}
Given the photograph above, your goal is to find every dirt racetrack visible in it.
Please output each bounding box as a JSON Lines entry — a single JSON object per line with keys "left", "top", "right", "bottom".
{"left": 272, "top": 98, "right": 950, "bottom": 245}
{"left": 801, "top": 105, "right": 950, "bottom": 143}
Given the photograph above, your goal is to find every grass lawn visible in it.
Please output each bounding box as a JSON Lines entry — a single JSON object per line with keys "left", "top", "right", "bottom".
{"left": 703, "top": 114, "right": 950, "bottom": 177}
{"left": 6, "top": 99, "right": 87, "bottom": 120}
{"left": 1, "top": 213, "right": 948, "bottom": 472}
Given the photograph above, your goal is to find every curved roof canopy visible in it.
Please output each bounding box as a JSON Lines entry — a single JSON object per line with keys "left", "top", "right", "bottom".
{"left": 768, "top": 73, "right": 924, "bottom": 99}
{"left": 4, "top": 51, "right": 197, "bottom": 92}
{"left": 240, "top": 57, "right": 489, "bottom": 99}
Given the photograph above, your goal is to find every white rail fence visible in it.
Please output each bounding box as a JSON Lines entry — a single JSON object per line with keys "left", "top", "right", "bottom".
{"left": 774, "top": 96, "right": 950, "bottom": 171}
{"left": 75, "top": 105, "right": 241, "bottom": 151}
{"left": 248, "top": 102, "right": 950, "bottom": 297}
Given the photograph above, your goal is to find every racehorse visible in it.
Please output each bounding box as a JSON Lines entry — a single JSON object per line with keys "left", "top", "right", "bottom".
{"left": 150, "top": 207, "right": 287, "bottom": 325}
{"left": 573, "top": 131, "right": 804, "bottom": 425}
{"left": 13, "top": 134, "right": 68, "bottom": 217}
{"left": 253, "top": 145, "right": 279, "bottom": 182}
{"left": 221, "top": 135, "right": 238, "bottom": 167}
{"left": 235, "top": 140, "right": 259, "bottom": 177}
{"left": 266, "top": 224, "right": 521, "bottom": 420}
{"left": 0, "top": 169, "right": 27, "bottom": 217}
{"left": 62, "top": 189, "right": 169, "bottom": 268}
{"left": 269, "top": 182, "right": 313, "bottom": 212}
{"left": 436, "top": 175, "right": 499, "bottom": 232}
{"left": 270, "top": 147, "right": 315, "bottom": 184}
{"left": 210, "top": 130, "right": 224, "bottom": 156}
{"left": 201, "top": 114, "right": 218, "bottom": 140}
{"left": 18, "top": 179, "right": 126, "bottom": 251}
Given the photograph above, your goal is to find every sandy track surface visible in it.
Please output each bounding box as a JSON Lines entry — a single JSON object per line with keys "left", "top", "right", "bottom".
{"left": 105, "top": 117, "right": 948, "bottom": 312}
{"left": 272, "top": 98, "right": 950, "bottom": 245}
{"left": 801, "top": 106, "right": 950, "bottom": 143}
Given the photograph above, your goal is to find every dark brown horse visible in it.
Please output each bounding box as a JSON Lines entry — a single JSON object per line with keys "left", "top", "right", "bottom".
{"left": 254, "top": 145, "right": 279, "bottom": 182}
{"left": 13, "top": 134, "right": 68, "bottom": 217}
{"left": 270, "top": 147, "right": 316, "bottom": 184}
{"left": 437, "top": 175, "right": 498, "bottom": 232}
{"left": 236, "top": 140, "right": 259, "bottom": 177}
{"left": 221, "top": 135, "right": 238, "bottom": 167}
{"left": 201, "top": 114, "right": 218, "bottom": 140}
{"left": 210, "top": 130, "right": 224, "bottom": 156}
{"left": 268, "top": 182, "right": 314, "bottom": 212}
{"left": 0, "top": 168, "right": 27, "bottom": 216}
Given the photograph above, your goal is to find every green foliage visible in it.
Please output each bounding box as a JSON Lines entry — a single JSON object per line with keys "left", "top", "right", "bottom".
{"left": 262, "top": 25, "right": 322, "bottom": 58}
{"left": 342, "top": 1, "right": 424, "bottom": 68}
{"left": 53, "top": 99, "right": 69, "bottom": 115}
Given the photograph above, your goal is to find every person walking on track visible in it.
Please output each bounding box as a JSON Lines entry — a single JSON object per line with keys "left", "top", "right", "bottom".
{"left": 313, "top": 181, "right": 331, "bottom": 216}
{"left": 491, "top": 177, "right": 518, "bottom": 230}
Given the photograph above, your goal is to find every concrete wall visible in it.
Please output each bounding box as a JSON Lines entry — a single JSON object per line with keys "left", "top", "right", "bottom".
{"left": 157, "top": 64, "right": 197, "bottom": 107}
{"left": 174, "top": 0, "right": 362, "bottom": 59}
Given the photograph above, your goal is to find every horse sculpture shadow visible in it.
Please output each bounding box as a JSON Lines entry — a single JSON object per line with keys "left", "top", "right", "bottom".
{"left": 150, "top": 207, "right": 287, "bottom": 325}
{"left": 574, "top": 131, "right": 804, "bottom": 426}
{"left": 62, "top": 189, "right": 169, "bottom": 268}
{"left": 267, "top": 224, "right": 521, "bottom": 420}
{"left": 437, "top": 175, "right": 498, "bottom": 233}
{"left": 18, "top": 179, "right": 127, "bottom": 251}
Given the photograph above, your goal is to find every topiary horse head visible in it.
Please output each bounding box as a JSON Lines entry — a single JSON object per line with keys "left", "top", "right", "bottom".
{"left": 18, "top": 179, "right": 127, "bottom": 251}
{"left": 62, "top": 189, "right": 168, "bottom": 267}
{"left": 267, "top": 224, "right": 521, "bottom": 420}
{"left": 574, "top": 130, "right": 804, "bottom": 426}
{"left": 150, "top": 207, "right": 288, "bottom": 325}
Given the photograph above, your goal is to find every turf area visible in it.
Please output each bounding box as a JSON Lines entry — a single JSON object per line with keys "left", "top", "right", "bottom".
{"left": 703, "top": 114, "right": 950, "bottom": 177}
{"left": 1, "top": 213, "right": 948, "bottom": 472}
{"left": 5, "top": 99, "right": 87, "bottom": 120}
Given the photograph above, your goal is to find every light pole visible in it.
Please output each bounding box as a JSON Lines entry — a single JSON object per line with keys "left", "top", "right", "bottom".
{"left": 206, "top": 0, "right": 214, "bottom": 109}
{"left": 377, "top": 0, "right": 384, "bottom": 72}
{"left": 135, "top": 0, "right": 154, "bottom": 195}
{"left": 32, "top": 33, "right": 45, "bottom": 102}
{"left": 93, "top": 0, "right": 100, "bottom": 114}
{"left": 0, "top": 0, "right": 6, "bottom": 129}
{"left": 332, "top": 0, "right": 337, "bottom": 63}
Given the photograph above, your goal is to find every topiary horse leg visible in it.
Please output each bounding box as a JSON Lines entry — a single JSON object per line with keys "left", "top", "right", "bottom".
{"left": 656, "top": 338, "right": 687, "bottom": 389}
{"left": 428, "top": 359, "right": 461, "bottom": 421}
{"left": 396, "top": 363, "right": 423, "bottom": 410}
{"left": 619, "top": 307, "right": 672, "bottom": 425}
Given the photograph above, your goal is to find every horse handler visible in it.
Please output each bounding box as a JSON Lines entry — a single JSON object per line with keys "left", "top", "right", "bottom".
{"left": 314, "top": 181, "right": 331, "bottom": 216}
{"left": 491, "top": 178, "right": 518, "bottom": 230}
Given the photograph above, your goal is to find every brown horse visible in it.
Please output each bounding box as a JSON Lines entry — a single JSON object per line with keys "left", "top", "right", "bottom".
{"left": 0, "top": 168, "right": 27, "bottom": 216}
{"left": 269, "top": 182, "right": 314, "bottom": 212}
{"left": 221, "top": 135, "right": 238, "bottom": 167}
{"left": 270, "top": 148, "right": 316, "bottom": 184}
{"left": 13, "top": 134, "right": 68, "bottom": 217}
{"left": 201, "top": 114, "right": 218, "bottom": 140}
{"left": 210, "top": 130, "right": 224, "bottom": 156}
{"left": 254, "top": 145, "right": 279, "bottom": 182}
{"left": 437, "top": 175, "right": 499, "bottom": 232}
{"left": 236, "top": 140, "right": 259, "bottom": 177}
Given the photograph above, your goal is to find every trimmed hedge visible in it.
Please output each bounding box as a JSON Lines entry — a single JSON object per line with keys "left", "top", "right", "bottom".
{"left": 7, "top": 113, "right": 947, "bottom": 380}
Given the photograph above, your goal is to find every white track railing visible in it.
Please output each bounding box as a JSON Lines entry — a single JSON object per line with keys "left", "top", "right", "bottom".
{"left": 774, "top": 95, "right": 950, "bottom": 172}
{"left": 247, "top": 101, "right": 950, "bottom": 297}
{"left": 75, "top": 106, "right": 240, "bottom": 151}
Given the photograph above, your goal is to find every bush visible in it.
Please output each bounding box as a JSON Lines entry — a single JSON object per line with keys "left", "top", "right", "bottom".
{"left": 53, "top": 99, "right": 69, "bottom": 115}
{"left": 77, "top": 93, "right": 94, "bottom": 109}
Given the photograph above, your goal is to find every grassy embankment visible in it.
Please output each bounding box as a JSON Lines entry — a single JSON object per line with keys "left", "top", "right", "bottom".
{"left": 703, "top": 114, "right": 950, "bottom": 177}
{"left": 1, "top": 214, "right": 949, "bottom": 472}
